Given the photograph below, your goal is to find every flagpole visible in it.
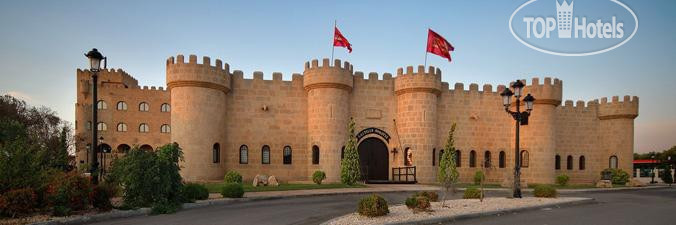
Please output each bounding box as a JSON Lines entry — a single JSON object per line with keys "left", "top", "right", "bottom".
{"left": 424, "top": 27, "right": 429, "bottom": 68}
{"left": 331, "top": 20, "right": 336, "bottom": 65}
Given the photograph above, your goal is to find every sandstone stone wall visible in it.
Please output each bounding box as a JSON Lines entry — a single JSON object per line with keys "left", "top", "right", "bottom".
{"left": 74, "top": 56, "right": 639, "bottom": 185}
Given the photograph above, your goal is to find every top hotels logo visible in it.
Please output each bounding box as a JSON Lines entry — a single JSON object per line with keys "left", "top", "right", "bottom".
{"left": 509, "top": 0, "right": 638, "bottom": 56}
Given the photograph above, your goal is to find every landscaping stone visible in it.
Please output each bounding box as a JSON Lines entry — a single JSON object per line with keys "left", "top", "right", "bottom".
{"left": 253, "top": 174, "right": 269, "bottom": 187}
{"left": 268, "top": 176, "right": 279, "bottom": 186}
{"left": 627, "top": 178, "right": 646, "bottom": 187}
{"left": 595, "top": 180, "right": 613, "bottom": 188}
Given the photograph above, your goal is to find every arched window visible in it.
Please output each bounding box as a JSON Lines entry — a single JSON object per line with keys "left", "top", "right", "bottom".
{"left": 117, "top": 123, "right": 127, "bottom": 132}
{"left": 499, "top": 151, "right": 506, "bottom": 168}
{"left": 239, "top": 145, "right": 248, "bottom": 164}
{"left": 469, "top": 150, "right": 476, "bottom": 167}
{"left": 117, "top": 144, "right": 130, "bottom": 153}
{"left": 312, "top": 145, "right": 320, "bottom": 165}
{"left": 567, "top": 155, "right": 573, "bottom": 170}
{"left": 432, "top": 148, "right": 436, "bottom": 166}
{"left": 283, "top": 146, "right": 292, "bottom": 164}
{"left": 341, "top": 146, "right": 345, "bottom": 159}
{"left": 261, "top": 145, "right": 270, "bottom": 164}
{"left": 484, "top": 151, "right": 491, "bottom": 168}
{"left": 455, "top": 150, "right": 461, "bottom": 167}
{"left": 555, "top": 155, "right": 561, "bottom": 170}
{"left": 139, "top": 123, "right": 149, "bottom": 133}
{"left": 520, "top": 150, "right": 529, "bottom": 167}
{"left": 609, "top": 155, "right": 618, "bottom": 169}
{"left": 404, "top": 147, "right": 412, "bottom": 166}
{"left": 213, "top": 143, "right": 220, "bottom": 163}
{"left": 579, "top": 155, "right": 586, "bottom": 170}
{"left": 116, "top": 101, "right": 127, "bottom": 111}
{"left": 99, "top": 144, "right": 111, "bottom": 153}
{"left": 97, "top": 122, "right": 107, "bottom": 131}
{"left": 160, "top": 124, "right": 171, "bottom": 133}
{"left": 97, "top": 100, "right": 107, "bottom": 110}
{"left": 139, "top": 102, "right": 149, "bottom": 112}
{"left": 139, "top": 144, "right": 153, "bottom": 151}
{"left": 161, "top": 103, "right": 171, "bottom": 112}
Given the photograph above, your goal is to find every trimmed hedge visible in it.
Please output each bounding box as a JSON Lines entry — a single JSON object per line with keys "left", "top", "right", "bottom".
{"left": 223, "top": 171, "right": 243, "bottom": 184}
{"left": 533, "top": 184, "right": 557, "bottom": 198}
{"left": 463, "top": 187, "right": 481, "bottom": 199}
{"left": 414, "top": 191, "right": 439, "bottom": 202}
{"left": 312, "top": 170, "right": 326, "bottom": 185}
{"left": 556, "top": 174, "right": 570, "bottom": 186}
{"left": 357, "top": 194, "right": 389, "bottom": 217}
{"left": 181, "top": 183, "right": 209, "bottom": 202}
{"left": 221, "top": 183, "right": 244, "bottom": 198}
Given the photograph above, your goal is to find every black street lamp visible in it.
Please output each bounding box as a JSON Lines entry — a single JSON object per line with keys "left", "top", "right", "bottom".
{"left": 650, "top": 154, "right": 656, "bottom": 184}
{"left": 85, "top": 48, "right": 105, "bottom": 185}
{"left": 501, "top": 80, "right": 536, "bottom": 198}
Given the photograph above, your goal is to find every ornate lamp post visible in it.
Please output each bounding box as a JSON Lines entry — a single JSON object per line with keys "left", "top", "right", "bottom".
{"left": 500, "top": 80, "right": 535, "bottom": 198}
{"left": 85, "top": 48, "right": 105, "bottom": 184}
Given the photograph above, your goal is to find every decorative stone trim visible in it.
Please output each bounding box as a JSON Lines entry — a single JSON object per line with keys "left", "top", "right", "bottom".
{"left": 303, "top": 83, "right": 352, "bottom": 92}
{"left": 598, "top": 114, "right": 638, "bottom": 120}
{"left": 394, "top": 87, "right": 442, "bottom": 96}
{"left": 167, "top": 80, "right": 230, "bottom": 94}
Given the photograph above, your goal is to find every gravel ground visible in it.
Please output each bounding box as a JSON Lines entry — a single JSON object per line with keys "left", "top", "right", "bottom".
{"left": 325, "top": 197, "right": 589, "bottom": 225}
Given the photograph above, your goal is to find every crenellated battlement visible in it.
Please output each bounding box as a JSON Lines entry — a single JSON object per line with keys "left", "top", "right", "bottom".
{"left": 166, "top": 54, "right": 231, "bottom": 94}
{"left": 393, "top": 65, "right": 442, "bottom": 96}
{"left": 230, "top": 70, "right": 304, "bottom": 89}
{"left": 597, "top": 95, "right": 639, "bottom": 120}
{"left": 523, "top": 77, "right": 563, "bottom": 106}
{"left": 303, "top": 58, "right": 354, "bottom": 92}
{"left": 558, "top": 99, "right": 599, "bottom": 112}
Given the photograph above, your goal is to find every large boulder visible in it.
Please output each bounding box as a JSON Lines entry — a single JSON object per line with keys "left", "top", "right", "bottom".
{"left": 627, "top": 178, "right": 646, "bottom": 187}
{"left": 595, "top": 180, "right": 613, "bottom": 188}
{"left": 268, "top": 176, "right": 279, "bottom": 186}
{"left": 252, "top": 174, "right": 269, "bottom": 187}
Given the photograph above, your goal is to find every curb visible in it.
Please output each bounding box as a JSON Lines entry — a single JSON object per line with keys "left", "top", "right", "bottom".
{"left": 320, "top": 198, "right": 595, "bottom": 225}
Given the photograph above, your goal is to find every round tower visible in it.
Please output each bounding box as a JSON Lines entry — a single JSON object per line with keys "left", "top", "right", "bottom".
{"left": 520, "top": 77, "right": 562, "bottom": 184}
{"left": 393, "top": 65, "right": 442, "bottom": 183}
{"left": 166, "top": 54, "right": 230, "bottom": 181}
{"left": 303, "top": 58, "right": 353, "bottom": 182}
{"left": 597, "top": 95, "right": 638, "bottom": 174}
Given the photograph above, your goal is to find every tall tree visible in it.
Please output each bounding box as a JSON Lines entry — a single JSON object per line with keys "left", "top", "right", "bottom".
{"left": 438, "top": 123, "right": 459, "bottom": 208}
{"left": 340, "top": 118, "right": 361, "bottom": 185}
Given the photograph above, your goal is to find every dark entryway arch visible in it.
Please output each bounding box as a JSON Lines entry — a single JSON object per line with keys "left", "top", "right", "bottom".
{"left": 357, "top": 137, "right": 389, "bottom": 181}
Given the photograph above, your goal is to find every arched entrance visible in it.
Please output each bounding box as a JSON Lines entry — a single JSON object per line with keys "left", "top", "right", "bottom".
{"left": 357, "top": 137, "right": 389, "bottom": 181}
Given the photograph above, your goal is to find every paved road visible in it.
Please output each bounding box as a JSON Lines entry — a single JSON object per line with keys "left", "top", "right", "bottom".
{"left": 90, "top": 187, "right": 676, "bottom": 225}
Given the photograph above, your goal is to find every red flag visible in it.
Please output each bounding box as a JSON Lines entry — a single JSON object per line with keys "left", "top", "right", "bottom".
{"left": 426, "top": 29, "right": 454, "bottom": 62}
{"left": 333, "top": 27, "right": 352, "bottom": 53}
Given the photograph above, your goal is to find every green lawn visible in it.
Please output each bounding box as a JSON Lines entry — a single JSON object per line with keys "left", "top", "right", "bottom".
{"left": 203, "top": 182, "right": 366, "bottom": 193}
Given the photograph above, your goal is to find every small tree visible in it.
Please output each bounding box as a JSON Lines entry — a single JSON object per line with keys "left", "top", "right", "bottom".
{"left": 437, "top": 123, "right": 459, "bottom": 208}
{"left": 661, "top": 165, "right": 673, "bottom": 186}
{"left": 341, "top": 118, "right": 361, "bottom": 185}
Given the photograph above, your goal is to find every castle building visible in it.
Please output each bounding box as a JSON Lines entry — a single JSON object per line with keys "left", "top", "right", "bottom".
{"left": 74, "top": 55, "right": 639, "bottom": 185}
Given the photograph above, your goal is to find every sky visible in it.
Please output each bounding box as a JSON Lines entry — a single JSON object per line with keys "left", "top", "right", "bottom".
{"left": 0, "top": 0, "right": 674, "bottom": 153}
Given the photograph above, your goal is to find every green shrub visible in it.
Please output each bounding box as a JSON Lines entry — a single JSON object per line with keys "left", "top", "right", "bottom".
{"left": 405, "top": 195, "right": 431, "bottom": 212}
{"left": 661, "top": 166, "right": 673, "bottom": 184}
{"left": 312, "top": 170, "right": 326, "bottom": 185}
{"left": 151, "top": 200, "right": 181, "bottom": 215}
{"left": 341, "top": 118, "right": 362, "bottom": 185}
{"left": 223, "top": 171, "right": 243, "bottom": 184}
{"left": 463, "top": 187, "right": 481, "bottom": 199}
{"left": 602, "top": 168, "right": 629, "bottom": 185}
{"left": 221, "top": 183, "right": 244, "bottom": 198}
{"left": 556, "top": 174, "right": 570, "bottom": 186}
{"left": 108, "top": 143, "right": 184, "bottom": 214}
{"left": 47, "top": 172, "right": 92, "bottom": 215}
{"left": 533, "top": 184, "right": 557, "bottom": 198}
{"left": 414, "top": 191, "right": 439, "bottom": 202}
{"left": 357, "top": 194, "right": 389, "bottom": 217}
{"left": 0, "top": 188, "right": 36, "bottom": 217}
{"left": 181, "top": 183, "right": 209, "bottom": 202}
{"left": 91, "top": 184, "right": 114, "bottom": 211}
{"left": 473, "top": 171, "right": 485, "bottom": 185}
